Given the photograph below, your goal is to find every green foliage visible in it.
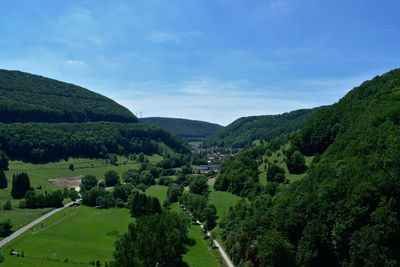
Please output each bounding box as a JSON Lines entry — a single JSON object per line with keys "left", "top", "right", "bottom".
{"left": 22, "top": 189, "right": 64, "bottom": 208}
{"left": 0, "top": 170, "right": 7, "bottom": 189}
{"left": 189, "top": 176, "right": 208, "bottom": 196}
{"left": 0, "top": 150, "right": 9, "bottom": 170}
{"left": 0, "top": 219, "right": 13, "bottom": 237}
{"left": 123, "top": 169, "right": 155, "bottom": 188}
{"left": 0, "top": 69, "right": 137, "bottom": 123}
{"left": 219, "top": 69, "right": 400, "bottom": 266}
{"left": 0, "top": 122, "right": 189, "bottom": 163}
{"left": 81, "top": 175, "right": 98, "bottom": 192}
{"left": 11, "top": 172, "right": 31, "bottom": 199}
{"left": 285, "top": 150, "right": 306, "bottom": 174}
{"left": 128, "top": 191, "right": 162, "bottom": 217}
{"left": 82, "top": 186, "right": 115, "bottom": 208}
{"left": 266, "top": 164, "right": 286, "bottom": 183}
{"left": 141, "top": 117, "right": 223, "bottom": 141}
{"left": 203, "top": 204, "right": 218, "bottom": 230}
{"left": 3, "top": 200, "right": 12, "bottom": 210}
{"left": 215, "top": 144, "right": 264, "bottom": 197}
{"left": 180, "top": 193, "right": 207, "bottom": 221}
{"left": 167, "top": 184, "right": 183, "bottom": 203}
{"left": 112, "top": 211, "right": 190, "bottom": 267}
{"left": 104, "top": 170, "right": 120, "bottom": 187}
{"left": 206, "top": 108, "right": 316, "bottom": 148}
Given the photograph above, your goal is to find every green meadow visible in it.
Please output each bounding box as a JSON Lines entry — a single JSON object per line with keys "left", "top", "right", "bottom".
{"left": 1, "top": 206, "right": 132, "bottom": 267}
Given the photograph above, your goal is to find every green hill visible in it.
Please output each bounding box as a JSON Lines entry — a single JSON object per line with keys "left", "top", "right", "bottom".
{"left": 216, "top": 69, "right": 400, "bottom": 266}
{"left": 0, "top": 70, "right": 189, "bottom": 162}
{"left": 0, "top": 69, "right": 137, "bottom": 123}
{"left": 140, "top": 117, "right": 223, "bottom": 141}
{"left": 205, "top": 108, "right": 316, "bottom": 148}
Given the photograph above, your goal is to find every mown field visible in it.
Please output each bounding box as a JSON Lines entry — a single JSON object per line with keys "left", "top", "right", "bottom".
{"left": 1, "top": 206, "right": 132, "bottom": 267}
{"left": 0, "top": 155, "right": 162, "bottom": 233}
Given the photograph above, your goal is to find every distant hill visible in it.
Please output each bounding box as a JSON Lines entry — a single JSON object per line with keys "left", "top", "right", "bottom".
{"left": 140, "top": 117, "right": 223, "bottom": 141}
{"left": 0, "top": 69, "right": 137, "bottom": 123}
{"left": 205, "top": 108, "right": 317, "bottom": 148}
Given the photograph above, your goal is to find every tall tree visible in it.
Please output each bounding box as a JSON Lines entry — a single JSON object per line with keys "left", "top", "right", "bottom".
{"left": 0, "top": 150, "right": 8, "bottom": 170}
{"left": 0, "top": 171, "right": 7, "bottom": 189}
{"left": 11, "top": 172, "right": 31, "bottom": 199}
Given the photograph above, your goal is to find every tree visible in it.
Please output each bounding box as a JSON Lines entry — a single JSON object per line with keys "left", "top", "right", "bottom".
{"left": 0, "top": 150, "right": 8, "bottom": 170}
{"left": 3, "top": 200, "right": 12, "bottom": 210}
{"left": 257, "top": 229, "right": 296, "bottom": 267}
{"left": 80, "top": 175, "right": 98, "bottom": 192}
{"left": 109, "top": 154, "right": 118, "bottom": 166}
{"left": 0, "top": 220, "right": 13, "bottom": 237}
{"left": 112, "top": 212, "right": 190, "bottom": 267}
{"left": 104, "top": 170, "right": 119, "bottom": 187}
{"left": 11, "top": 172, "right": 31, "bottom": 199}
{"left": 266, "top": 165, "right": 286, "bottom": 183}
{"left": 69, "top": 188, "right": 79, "bottom": 201}
{"left": 204, "top": 204, "right": 218, "bottom": 230}
{"left": 285, "top": 150, "right": 306, "bottom": 174}
{"left": 167, "top": 184, "right": 183, "bottom": 203}
{"left": 0, "top": 171, "right": 7, "bottom": 189}
{"left": 189, "top": 176, "right": 209, "bottom": 196}
{"left": 69, "top": 163, "right": 74, "bottom": 171}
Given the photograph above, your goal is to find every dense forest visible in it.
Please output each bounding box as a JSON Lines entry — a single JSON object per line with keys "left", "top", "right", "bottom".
{"left": 0, "top": 69, "right": 137, "bottom": 123}
{"left": 215, "top": 69, "right": 400, "bottom": 266}
{"left": 140, "top": 117, "right": 223, "bottom": 141}
{"left": 0, "top": 122, "right": 189, "bottom": 162}
{"left": 205, "top": 108, "right": 316, "bottom": 148}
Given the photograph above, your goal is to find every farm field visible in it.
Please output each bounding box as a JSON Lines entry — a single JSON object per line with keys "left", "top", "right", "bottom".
{"left": 1, "top": 206, "right": 132, "bottom": 267}
{"left": 0, "top": 155, "right": 162, "bottom": 234}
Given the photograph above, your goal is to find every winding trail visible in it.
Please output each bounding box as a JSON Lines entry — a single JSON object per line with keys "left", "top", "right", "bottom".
{"left": 0, "top": 202, "right": 74, "bottom": 248}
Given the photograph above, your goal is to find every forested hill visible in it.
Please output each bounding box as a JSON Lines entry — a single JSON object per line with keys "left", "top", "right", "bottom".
{"left": 205, "top": 108, "right": 316, "bottom": 148}
{"left": 140, "top": 117, "right": 223, "bottom": 141}
{"left": 0, "top": 69, "right": 137, "bottom": 123}
{"left": 216, "top": 68, "right": 400, "bottom": 266}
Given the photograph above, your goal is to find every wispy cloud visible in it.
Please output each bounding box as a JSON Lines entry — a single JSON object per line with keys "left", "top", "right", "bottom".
{"left": 65, "top": 59, "right": 86, "bottom": 68}
{"left": 147, "top": 31, "right": 203, "bottom": 44}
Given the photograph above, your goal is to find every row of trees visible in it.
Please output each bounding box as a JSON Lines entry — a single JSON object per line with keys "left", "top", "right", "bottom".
{"left": 22, "top": 190, "right": 64, "bottom": 208}
{"left": 0, "top": 122, "right": 190, "bottom": 163}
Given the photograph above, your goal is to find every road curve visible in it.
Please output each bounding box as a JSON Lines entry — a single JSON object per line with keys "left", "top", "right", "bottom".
{"left": 0, "top": 202, "right": 74, "bottom": 248}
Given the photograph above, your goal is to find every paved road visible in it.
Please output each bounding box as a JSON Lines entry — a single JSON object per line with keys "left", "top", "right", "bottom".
{"left": 195, "top": 219, "right": 235, "bottom": 267}
{"left": 183, "top": 207, "right": 235, "bottom": 267}
{"left": 0, "top": 202, "right": 74, "bottom": 248}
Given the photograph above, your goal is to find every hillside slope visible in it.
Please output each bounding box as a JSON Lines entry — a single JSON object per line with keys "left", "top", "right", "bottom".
{"left": 217, "top": 69, "right": 400, "bottom": 266}
{"left": 205, "top": 108, "right": 316, "bottom": 148}
{"left": 0, "top": 69, "right": 137, "bottom": 123}
{"left": 140, "top": 117, "right": 223, "bottom": 141}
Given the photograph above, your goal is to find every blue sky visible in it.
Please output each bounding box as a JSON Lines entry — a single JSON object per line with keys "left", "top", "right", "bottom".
{"left": 0, "top": 0, "right": 399, "bottom": 125}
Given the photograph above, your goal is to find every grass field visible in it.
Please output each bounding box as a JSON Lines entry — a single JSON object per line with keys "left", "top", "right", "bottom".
{"left": 1, "top": 206, "right": 132, "bottom": 267}
{"left": 208, "top": 191, "right": 241, "bottom": 224}
{"left": 145, "top": 185, "right": 168, "bottom": 203}
{"left": 259, "top": 146, "right": 314, "bottom": 184}
{"left": 0, "top": 155, "right": 161, "bottom": 235}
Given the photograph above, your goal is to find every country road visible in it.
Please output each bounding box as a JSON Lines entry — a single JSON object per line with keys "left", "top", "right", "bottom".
{"left": 195, "top": 219, "right": 235, "bottom": 267}
{"left": 0, "top": 202, "right": 74, "bottom": 248}
{"left": 183, "top": 207, "right": 235, "bottom": 267}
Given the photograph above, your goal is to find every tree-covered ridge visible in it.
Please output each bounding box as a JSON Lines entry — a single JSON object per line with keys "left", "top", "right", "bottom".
{"left": 140, "top": 117, "right": 223, "bottom": 141}
{"left": 205, "top": 108, "right": 316, "bottom": 148}
{"left": 217, "top": 69, "right": 400, "bottom": 266}
{"left": 0, "top": 69, "right": 137, "bottom": 123}
{"left": 0, "top": 122, "right": 189, "bottom": 162}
